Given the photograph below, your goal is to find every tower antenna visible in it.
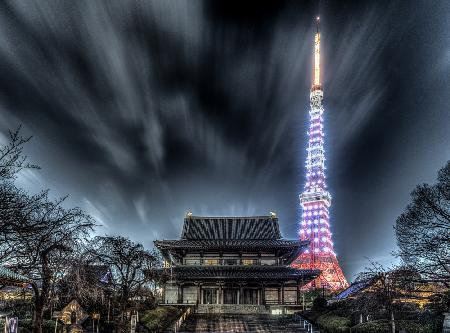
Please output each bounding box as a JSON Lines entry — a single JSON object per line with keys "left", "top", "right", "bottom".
{"left": 313, "top": 16, "right": 321, "bottom": 88}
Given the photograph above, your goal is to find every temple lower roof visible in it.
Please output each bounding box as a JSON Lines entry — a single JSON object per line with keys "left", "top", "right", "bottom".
{"left": 167, "top": 265, "right": 320, "bottom": 282}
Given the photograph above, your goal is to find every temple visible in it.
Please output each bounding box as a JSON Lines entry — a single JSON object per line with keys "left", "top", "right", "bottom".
{"left": 154, "top": 213, "right": 319, "bottom": 314}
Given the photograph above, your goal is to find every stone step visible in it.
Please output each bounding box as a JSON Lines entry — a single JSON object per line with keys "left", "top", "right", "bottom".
{"left": 179, "top": 314, "right": 314, "bottom": 332}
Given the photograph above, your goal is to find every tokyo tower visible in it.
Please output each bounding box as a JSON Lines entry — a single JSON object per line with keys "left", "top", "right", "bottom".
{"left": 292, "top": 17, "right": 349, "bottom": 291}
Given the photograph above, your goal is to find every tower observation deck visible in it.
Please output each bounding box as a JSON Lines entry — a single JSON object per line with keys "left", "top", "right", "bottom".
{"left": 291, "top": 17, "right": 349, "bottom": 291}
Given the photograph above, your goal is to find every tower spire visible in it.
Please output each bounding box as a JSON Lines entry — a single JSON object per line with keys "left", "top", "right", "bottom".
{"left": 313, "top": 16, "right": 321, "bottom": 88}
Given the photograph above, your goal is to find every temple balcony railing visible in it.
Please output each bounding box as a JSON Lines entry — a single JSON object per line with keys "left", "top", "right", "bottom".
{"left": 183, "top": 258, "right": 279, "bottom": 266}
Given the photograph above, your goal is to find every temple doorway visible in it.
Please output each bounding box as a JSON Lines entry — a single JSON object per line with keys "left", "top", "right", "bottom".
{"left": 243, "top": 289, "right": 259, "bottom": 304}
{"left": 223, "top": 289, "right": 238, "bottom": 304}
{"left": 202, "top": 288, "right": 217, "bottom": 304}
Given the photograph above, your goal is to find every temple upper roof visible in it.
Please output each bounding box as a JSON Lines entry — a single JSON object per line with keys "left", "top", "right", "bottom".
{"left": 181, "top": 215, "right": 282, "bottom": 240}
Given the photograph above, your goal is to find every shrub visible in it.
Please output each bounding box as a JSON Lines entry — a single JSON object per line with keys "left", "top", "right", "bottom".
{"left": 312, "top": 297, "right": 328, "bottom": 311}
{"left": 316, "top": 314, "right": 351, "bottom": 333}
{"left": 18, "top": 319, "right": 56, "bottom": 333}
{"left": 140, "top": 306, "right": 181, "bottom": 331}
{"left": 352, "top": 319, "right": 440, "bottom": 333}
{"left": 351, "top": 320, "right": 390, "bottom": 333}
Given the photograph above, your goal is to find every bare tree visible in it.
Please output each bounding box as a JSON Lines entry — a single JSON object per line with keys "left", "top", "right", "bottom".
{"left": 56, "top": 255, "right": 110, "bottom": 310}
{"left": 2, "top": 190, "right": 94, "bottom": 333}
{"left": 395, "top": 161, "right": 450, "bottom": 286}
{"left": 0, "top": 126, "right": 39, "bottom": 180}
{"left": 351, "top": 263, "right": 418, "bottom": 333}
{"left": 0, "top": 127, "right": 95, "bottom": 333}
{"left": 88, "top": 236, "right": 158, "bottom": 321}
{"left": 0, "top": 127, "right": 39, "bottom": 261}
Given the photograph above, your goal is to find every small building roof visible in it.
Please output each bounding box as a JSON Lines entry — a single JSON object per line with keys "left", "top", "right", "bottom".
{"left": 0, "top": 266, "right": 29, "bottom": 287}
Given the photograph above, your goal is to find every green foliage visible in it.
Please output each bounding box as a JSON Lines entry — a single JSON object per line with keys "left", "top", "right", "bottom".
{"left": 140, "top": 306, "right": 181, "bottom": 331}
{"left": 316, "top": 314, "right": 351, "bottom": 333}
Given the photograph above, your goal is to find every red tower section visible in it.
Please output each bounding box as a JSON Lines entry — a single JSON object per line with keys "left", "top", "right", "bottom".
{"left": 291, "top": 17, "right": 349, "bottom": 291}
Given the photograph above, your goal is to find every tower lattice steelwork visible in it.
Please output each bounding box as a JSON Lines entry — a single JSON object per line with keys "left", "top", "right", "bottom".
{"left": 292, "top": 18, "right": 349, "bottom": 291}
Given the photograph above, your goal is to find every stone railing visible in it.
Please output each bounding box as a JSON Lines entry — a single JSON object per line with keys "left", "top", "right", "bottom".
{"left": 294, "top": 314, "right": 321, "bottom": 333}
{"left": 172, "top": 306, "right": 193, "bottom": 333}
{"left": 196, "top": 304, "right": 269, "bottom": 314}
{"left": 443, "top": 313, "right": 450, "bottom": 333}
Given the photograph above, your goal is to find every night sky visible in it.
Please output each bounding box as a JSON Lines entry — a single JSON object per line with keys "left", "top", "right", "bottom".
{"left": 1, "top": 1, "right": 449, "bottom": 280}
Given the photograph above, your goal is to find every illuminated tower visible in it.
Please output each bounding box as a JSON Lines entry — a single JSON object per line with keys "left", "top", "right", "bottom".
{"left": 292, "top": 17, "right": 349, "bottom": 291}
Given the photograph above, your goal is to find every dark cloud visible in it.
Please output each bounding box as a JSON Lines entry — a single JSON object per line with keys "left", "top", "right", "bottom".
{"left": 0, "top": 1, "right": 449, "bottom": 279}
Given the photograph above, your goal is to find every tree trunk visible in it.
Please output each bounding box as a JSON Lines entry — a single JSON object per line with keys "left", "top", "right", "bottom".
{"left": 32, "top": 295, "right": 44, "bottom": 333}
{"left": 32, "top": 252, "right": 52, "bottom": 333}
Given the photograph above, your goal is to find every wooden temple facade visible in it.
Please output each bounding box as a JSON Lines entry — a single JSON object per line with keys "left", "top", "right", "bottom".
{"left": 154, "top": 214, "right": 319, "bottom": 314}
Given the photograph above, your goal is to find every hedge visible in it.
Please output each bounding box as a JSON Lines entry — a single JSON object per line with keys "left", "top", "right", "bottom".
{"left": 316, "top": 314, "right": 351, "bottom": 333}
{"left": 140, "top": 306, "right": 181, "bottom": 332}
{"left": 6, "top": 319, "right": 56, "bottom": 333}
{"left": 351, "top": 320, "right": 390, "bottom": 333}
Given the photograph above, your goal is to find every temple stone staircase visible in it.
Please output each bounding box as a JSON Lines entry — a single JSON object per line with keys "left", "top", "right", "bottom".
{"left": 196, "top": 304, "right": 269, "bottom": 314}
{"left": 178, "top": 314, "right": 314, "bottom": 332}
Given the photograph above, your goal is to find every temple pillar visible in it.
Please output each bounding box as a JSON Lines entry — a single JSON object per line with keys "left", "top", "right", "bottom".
{"left": 281, "top": 283, "right": 285, "bottom": 304}
{"left": 261, "top": 283, "right": 266, "bottom": 305}
{"left": 277, "top": 287, "right": 281, "bottom": 304}
{"left": 238, "top": 285, "right": 242, "bottom": 305}
{"left": 296, "top": 280, "right": 301, "bottom": 305}
{"left": 177, "top": 284, "right": 182, "bottom": 304}
{"left": 196, "top": 283, "right": 202, "bottom": 305}
{"left": 217, "top": 285, "right": 220, "bottom": 304}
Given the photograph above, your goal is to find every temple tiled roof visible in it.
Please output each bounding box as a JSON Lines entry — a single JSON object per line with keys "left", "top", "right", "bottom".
{"left": 181, "top": 216, "right": 282, "bottom": 240}
{"left": 154, "top": 239, "right": 308, "bottom": 250}
{"left": 170, "top": 265, "right": 320, "bottom": 282}
{"left": 0, "top": 266, "right": 30, "bottom": 286}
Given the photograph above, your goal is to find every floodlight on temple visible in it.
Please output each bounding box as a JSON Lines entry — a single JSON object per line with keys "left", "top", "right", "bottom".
{"left": 292, "top": 18, "right": 349, "bottom": 291}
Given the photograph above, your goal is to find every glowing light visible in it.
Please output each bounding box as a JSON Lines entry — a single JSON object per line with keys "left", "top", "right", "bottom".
{"left": 294, "top": 18, "right": 349, "bottom": 291}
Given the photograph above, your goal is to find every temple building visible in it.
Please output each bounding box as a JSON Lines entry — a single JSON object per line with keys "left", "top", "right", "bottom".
{"left": 154, "top": 213, "right": 319, "bottom": 314}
